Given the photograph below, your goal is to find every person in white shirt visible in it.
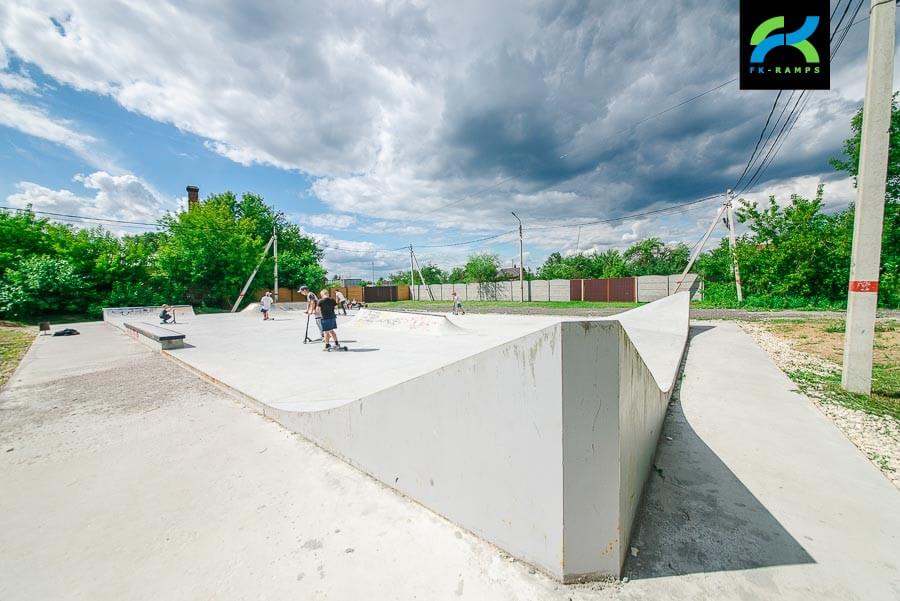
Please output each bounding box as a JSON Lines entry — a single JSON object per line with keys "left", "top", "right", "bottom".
{"left": 334, "top": 289, "right": 348, "bottom": 315}
{"left": 260, "top": 290, "right": 274, "bottom": 320}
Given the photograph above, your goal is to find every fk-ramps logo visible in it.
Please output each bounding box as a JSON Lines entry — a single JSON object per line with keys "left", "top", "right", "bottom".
{"left": 740, "top": 0, "right": 830, "bottom": 90}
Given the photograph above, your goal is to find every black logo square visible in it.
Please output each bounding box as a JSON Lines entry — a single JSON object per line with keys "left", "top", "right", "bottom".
{"left": 740, "top": 0, "right": 831, "bottom": 90}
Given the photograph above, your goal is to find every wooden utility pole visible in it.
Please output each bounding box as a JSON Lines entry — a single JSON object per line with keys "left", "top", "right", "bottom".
{"left": 726, "top": 189, "right": 743, "bottom": 303}
{"left": 842, "top": 0, "right": 896, "bottom": 394}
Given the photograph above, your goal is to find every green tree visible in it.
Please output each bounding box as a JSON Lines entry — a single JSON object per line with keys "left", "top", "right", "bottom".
{"left": 156, "top": 192, "right": 324, "bottom": 307}
{"left": 623, "top": 237, "right": 690, "bottom": 276}
{"left": 0, "top": 255, "right": 86, "bottom": 317}
{"left": 463, "top": 253, "right": 501, "bottom": 282}
{"left": 830, "top": 94, "right": 900, "bottom": 308}
{"left": 448, "top": 266, "right": 466, "bottom": 283}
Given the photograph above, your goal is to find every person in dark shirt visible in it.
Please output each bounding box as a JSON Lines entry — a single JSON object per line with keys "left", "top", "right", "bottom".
{"left": 317, "top": 290, "right": 342, "bottom": 350}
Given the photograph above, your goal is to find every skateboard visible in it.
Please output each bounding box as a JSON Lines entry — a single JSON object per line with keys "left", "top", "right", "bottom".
{"left": 325, "top": 345, "right": 348, "bottom": 352}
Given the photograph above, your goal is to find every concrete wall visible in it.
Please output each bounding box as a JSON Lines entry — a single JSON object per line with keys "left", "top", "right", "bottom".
{"left": 636, "top": 274, "right": 703, "bottom": 302}
{"left": 413, "top": 279, "right": 572, "bottom": 303}
{"left": 414, "top": 276, "right": 700, "bottom": 304}
{"left": 274, "top": 325, "right": 567, "bottom": 575}
{"left": 250, "top": 293, "right": 688, "bottom": 581}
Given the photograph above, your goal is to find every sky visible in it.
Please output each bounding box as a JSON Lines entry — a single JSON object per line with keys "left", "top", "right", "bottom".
{"left": 0, "top": 0, "right": 897, "bottom": 280}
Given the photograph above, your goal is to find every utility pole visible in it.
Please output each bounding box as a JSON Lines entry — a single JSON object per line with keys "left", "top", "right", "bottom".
{"left": 725, "top": 189, "right": 743, "bottom": 303}
{"left": 273, "top": 220, "right": 279, "bottom": 303}
{"left": 231, "top": 234, "right": 275, "bottom": 312}
{"left": 673, "top": 202, "right": 728, "bottom": 294}
{"left": 511, "top": 212, "right": 525, "bottom": 302}
{"left": 409, "top": 244, "right": 416, "bottom": 300}
{"left": 372, "top": 261, "right": 375, "bottom": 284}
{"left": 842, "top": 0, "right": 895, "bottom": 394}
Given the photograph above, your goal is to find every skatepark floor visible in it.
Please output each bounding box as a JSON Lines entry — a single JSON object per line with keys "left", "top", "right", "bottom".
{"left": 0, "top": 320, "right": 898, "bottom": 600}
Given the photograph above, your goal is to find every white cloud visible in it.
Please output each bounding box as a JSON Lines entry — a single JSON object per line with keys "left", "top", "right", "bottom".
{"left": 0, "top": 71, "right": 38, "bottom": 94}
{"left": 6, "top": 171, "right": 174, "bottom": 234}
{"left": 0, "top": 92, "right": 115, "bottom": 169}
{"left": 0, "top": 1, "right": 875, "bottom": 266}
{"left": 296, "top": 213, "right": 357, "bottom": 230}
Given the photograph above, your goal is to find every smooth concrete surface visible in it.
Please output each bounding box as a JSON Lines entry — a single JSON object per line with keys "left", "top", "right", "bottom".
{"left": 4, "top": 316, "right": 899, "bottom": 599}
{"left": 152, "top": 294, "right": 689, "bottom": 580}
{"left": 626, "top": 322, "right": 900, "bottom": 600}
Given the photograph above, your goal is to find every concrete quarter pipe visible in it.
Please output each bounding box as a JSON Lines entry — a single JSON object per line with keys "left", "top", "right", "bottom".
{"left": 118, "top": 293, "right": 689, "bottom": 581}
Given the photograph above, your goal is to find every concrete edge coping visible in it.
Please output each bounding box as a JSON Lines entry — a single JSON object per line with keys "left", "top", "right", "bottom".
{"left": 123, "top": 322, "right": 187, "bottom": 342}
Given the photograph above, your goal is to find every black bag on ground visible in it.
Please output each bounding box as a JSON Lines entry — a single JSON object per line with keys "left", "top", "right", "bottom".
{"left": 52, "top": 328, "right": 80, "bottom": 336}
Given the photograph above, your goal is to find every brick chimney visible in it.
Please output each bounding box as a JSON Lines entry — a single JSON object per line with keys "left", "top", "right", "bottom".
{"left": 186, "top": 185, "right": 199, "bottom": 210}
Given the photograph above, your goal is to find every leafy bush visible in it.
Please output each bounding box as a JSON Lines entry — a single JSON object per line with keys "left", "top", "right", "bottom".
{"left": 0, "top": 255, "right": 87, "bottom": 317}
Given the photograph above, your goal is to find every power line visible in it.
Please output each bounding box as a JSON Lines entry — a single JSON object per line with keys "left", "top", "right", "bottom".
{"left": 734, "top": 0, "right": 867, "bottom": 196}
{"left": 526, "top": 192, "right": 725, "bottom": 232}
{"left": 0, "top": 204, "right": 162, "bottom": 227}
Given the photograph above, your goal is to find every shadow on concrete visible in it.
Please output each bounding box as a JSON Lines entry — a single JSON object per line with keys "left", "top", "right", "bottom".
{"left": 624, "top": 324, "right": 814, "bottom": 579}
{"left": 346, "top": 348, "right": 379, "bottom": 353}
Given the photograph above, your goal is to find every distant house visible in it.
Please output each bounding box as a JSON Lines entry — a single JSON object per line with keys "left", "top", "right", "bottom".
{"left": 499, "top": 266, "right": 522, "bottom": 280}
{"left": 332, "top": 278, "right": 363, "bottom": 287}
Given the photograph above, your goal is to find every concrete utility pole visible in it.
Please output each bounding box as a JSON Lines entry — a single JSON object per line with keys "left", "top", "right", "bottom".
{"left": 725, "top": 189, "right": 743, "bottom": 303}
{"left": 273, "top": 221, "right": 279, "bottom": 303}
{"left": 842, "top": 0, "right": 896, "bottom": 394}
{"left": 673, "top": 203, "right": 728, "bottom": 294}
{"left": 409, "top": 245, "right": 416, "bottom": 300}
{"left": 511, "top": 212, "right": 525, "bottom": 302}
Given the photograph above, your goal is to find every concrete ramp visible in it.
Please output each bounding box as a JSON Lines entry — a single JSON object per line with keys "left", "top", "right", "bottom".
{"left": 160, "top": 293, "right": 689, "bottom": 581}
{"left": 351, "top": 308, "right": 466, "bottom": 335}
{"left": 103, "top": 305, "right": 195, "bottom": 331}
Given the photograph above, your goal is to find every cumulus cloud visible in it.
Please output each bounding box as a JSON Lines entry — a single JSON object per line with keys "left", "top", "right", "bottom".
{"left": 296, "top": 213, "right": 357, "bottom": 230}
{"left": 0, "top": 1, "right": 881, "bottom": 268}
{"left": 0, "top": 92, "right": 115, "bottom": 169}
{"left": 6, "top": 171, "right": 174, "bottom": 233}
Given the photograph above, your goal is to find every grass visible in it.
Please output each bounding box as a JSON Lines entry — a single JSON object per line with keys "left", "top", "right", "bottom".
{"left": 758, "top": 317, "right": 899, "bottom": 420}
{"left": 787, "top": 368, "right": 899, "bottom": 420}
{"left": 370, "top": 300, "right": 641, "bottom": 311}
{"left": 0, "top": 322, "right": 36, "bottom": 389}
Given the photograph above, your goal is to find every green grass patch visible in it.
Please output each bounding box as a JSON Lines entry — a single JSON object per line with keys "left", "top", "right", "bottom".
{"left": 822, "top": 319, "right": 898, "bottom": 334}
{"left": 370, "top": 300, "right": 640, "bottom": 311}
{"left": 787, "top": 367, "right": 900, "bottom": 421}
{"left": 0, "top": 326, "right": 36, "bottom": 388}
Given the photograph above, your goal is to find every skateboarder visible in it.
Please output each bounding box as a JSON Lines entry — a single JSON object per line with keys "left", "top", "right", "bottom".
{"left": 318, "top": 290, "right": 345, "bottom": 351}
{"left": 159, "top": 304, "right": 174, "bottom": 324}
{"left": 451, "top": 291, "right": 465, "bottom": 315}
{"left": 260, "top": 290, "right": 274, "bottom": 320}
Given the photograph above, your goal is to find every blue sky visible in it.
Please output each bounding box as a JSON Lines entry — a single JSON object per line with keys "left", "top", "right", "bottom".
{"left": 0, "top": 1, "right": 896, "bottom": 279}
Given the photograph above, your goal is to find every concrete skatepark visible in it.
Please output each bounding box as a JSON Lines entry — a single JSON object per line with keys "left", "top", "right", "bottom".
{"left": 102, "top": 294, "right": 689, "bottom": 581}
{"left": 1, "top": 299, "right": 899, "bottom": 599}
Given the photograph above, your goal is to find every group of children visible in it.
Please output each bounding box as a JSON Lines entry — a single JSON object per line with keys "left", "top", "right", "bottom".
{"left": 258, "top": 287, "right": 349, "bottom": 351}
{"left": 255, "top": 287, "right": 466, "bottom": 351}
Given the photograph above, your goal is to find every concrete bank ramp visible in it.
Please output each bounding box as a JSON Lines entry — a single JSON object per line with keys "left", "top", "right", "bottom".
{"left": 243, "top": 293, "right": 689, "bottom": 582}
{"left": 351, "top": 308, "right": 466, "bottom": 335}
{"left": 103, "top": 305, "right": 195, "bottom": 331}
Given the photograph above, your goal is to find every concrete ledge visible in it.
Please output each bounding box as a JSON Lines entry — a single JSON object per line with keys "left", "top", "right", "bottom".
{"left": 124, "top": 322, "right": 186, "bottom": 351}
